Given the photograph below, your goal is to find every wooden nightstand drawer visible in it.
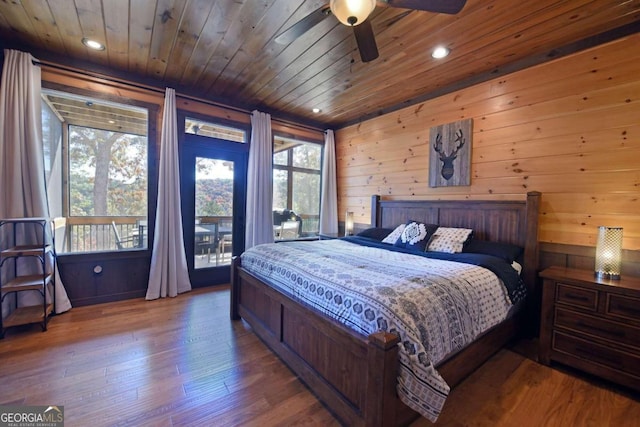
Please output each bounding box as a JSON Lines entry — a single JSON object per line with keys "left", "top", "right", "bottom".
{"left": 554, "top": 307, "right": 640, "bottom": 350}
{"left": 552, "top": 331, "right": 640, "bottom": 378}
{"left": 556, "top": 283, "right": 597, "bottom": 311}
{"left": 540, "top": 267, "right": 640, "bottom": 390}
{"left": 606, "top": 294, "right": 640, "bottom": 322}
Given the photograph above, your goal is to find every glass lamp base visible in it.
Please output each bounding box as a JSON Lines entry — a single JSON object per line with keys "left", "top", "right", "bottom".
{"left": 595, "top": 271, "right": 621, "bottom": 280}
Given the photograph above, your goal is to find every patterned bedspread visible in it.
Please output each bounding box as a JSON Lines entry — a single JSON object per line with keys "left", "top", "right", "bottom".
{"left": 240, "top": 239, "right": 515, "bottom": 422}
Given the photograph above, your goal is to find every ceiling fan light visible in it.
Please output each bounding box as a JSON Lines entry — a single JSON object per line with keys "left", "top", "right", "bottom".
{"left": 330, "top": 0, "right": 376, "bottom": 26}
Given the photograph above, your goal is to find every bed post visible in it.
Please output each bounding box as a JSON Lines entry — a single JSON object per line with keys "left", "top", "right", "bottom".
{"left": 371, "top": 195, "right": 381, "bottom": 227}
{"left": 522, "top": 191, "right": 541, "bottom": 295}
{"left": 230, "top": 256, "right": 241, "bottom": 320}
{"left": 365, "top": 331, "right": 402, "bottom": 427}
{"left": 522, "top": 191, "right": 541, "bottom": 336}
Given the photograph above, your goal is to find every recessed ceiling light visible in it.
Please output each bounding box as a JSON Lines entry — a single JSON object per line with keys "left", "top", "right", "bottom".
{"left": 432, "top": 46, "right": 450, "bottom": 59}
{"left": 312, "top": 108, "right": 321, "bottom": 113}
{"left": 82, "top": 37, "right": 105, "bottom": 51}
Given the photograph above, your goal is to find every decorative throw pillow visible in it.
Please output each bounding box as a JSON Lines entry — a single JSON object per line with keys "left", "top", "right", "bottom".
{"left": 381, "top": 224, "right": 406, "bottom": 244}
{"left": 427, "top": 227, "right": 473, "bottom": 253}
{"left": 394, "top": 221, "right": 439, "bottom": 251}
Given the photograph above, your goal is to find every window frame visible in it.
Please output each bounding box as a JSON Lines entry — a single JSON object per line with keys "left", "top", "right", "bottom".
{"left": 272, "top": 133, "right": 324, "bottom": 238}
{"left": 183, "top": 111, "right": 249, "bottom": 144}
{"left": 185, "top": 115, "right": 248, "bottom": 143}
{"left": 41, "top": 83, "right": 159, "bottom": 255}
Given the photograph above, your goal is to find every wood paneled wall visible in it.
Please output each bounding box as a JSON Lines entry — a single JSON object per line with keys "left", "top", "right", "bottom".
{"left": 336, "top": 33, "right": 640, "bottom": 251}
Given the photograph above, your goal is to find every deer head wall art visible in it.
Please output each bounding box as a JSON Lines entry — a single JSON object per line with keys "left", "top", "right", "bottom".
{"left": 428, "top": 119, "right": 473, "bottom": 187}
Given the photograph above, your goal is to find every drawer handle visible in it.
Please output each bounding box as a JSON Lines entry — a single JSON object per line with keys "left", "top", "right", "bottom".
{"left": 575, "top": 321, "right": 625, "bottom": 339}
{"left": 564, "top": 293, "right": 590, "bottom": 302}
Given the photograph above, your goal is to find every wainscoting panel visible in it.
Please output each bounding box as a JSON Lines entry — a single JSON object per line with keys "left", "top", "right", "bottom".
{"left": 540, "top": 242, "right": 640, "bottom": 277}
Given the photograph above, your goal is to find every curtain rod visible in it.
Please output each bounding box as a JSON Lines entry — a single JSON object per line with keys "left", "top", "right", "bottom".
{"left": 32, "top": 58, "right": 325, "bottom": 133}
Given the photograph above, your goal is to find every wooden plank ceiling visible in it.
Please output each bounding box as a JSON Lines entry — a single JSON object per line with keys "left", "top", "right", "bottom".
{"left": 1, "top": 0, "right": 639, "bottom": 129}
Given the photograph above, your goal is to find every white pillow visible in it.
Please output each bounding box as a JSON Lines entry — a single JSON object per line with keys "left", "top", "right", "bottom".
{"left": 427, "top": 227, "right": 473, "bottom": 253}
{"left": 381, "top": 224, "right": 406, "bottom": 244}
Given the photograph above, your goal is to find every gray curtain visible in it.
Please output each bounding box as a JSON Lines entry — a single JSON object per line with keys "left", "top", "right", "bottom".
{"left": 0, "top": 49, "right": 71, "bottom": 315}
{"left": 245, "top": 110, "right": 274, "bottom": 249}
{"left": 319, "top": 129, "right": 338, "bottom": 234}
{"left": 146, "top": 88, "right": 192, "bottom": 299}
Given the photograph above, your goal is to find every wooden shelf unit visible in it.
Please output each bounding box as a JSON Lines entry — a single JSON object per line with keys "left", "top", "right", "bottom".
{"left": 539, "top": 266, "right": 640, "bottom": 393}
{"left": 0, "top": 218, "right": 56, "bottom": 338}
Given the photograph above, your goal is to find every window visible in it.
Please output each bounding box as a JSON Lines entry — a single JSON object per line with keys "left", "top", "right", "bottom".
{"left": 42, "top": 89, "right": 149, "bottom": 253}
{"left": 42, "top": 100, "right": 62, "bottom": 184}
{"left": 273, "top": 136, "right": 322, "bottom": 239}
{"left": 185, "top": 117, "right": 247, "bottom": 142}
{"left": 68, "top": 125, "right": 147, "bottom": 217}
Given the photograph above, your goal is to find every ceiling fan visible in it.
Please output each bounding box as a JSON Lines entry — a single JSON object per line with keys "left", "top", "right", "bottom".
{"left": 275, "top": 0, "right": 467, "bottom": 63}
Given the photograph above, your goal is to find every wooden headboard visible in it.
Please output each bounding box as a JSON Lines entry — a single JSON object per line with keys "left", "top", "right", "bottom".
{"left": 370, "top": 191, "right": 541, "bottom": 294}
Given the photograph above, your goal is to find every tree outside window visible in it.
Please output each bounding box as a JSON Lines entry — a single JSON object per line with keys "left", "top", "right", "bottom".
{"left": 69, "top": 125, "right": 147, "bottom": 217}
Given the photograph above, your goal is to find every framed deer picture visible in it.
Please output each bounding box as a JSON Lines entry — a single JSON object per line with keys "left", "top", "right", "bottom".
{"left": 429, "top": 118, "right": 473, "bottom": 187}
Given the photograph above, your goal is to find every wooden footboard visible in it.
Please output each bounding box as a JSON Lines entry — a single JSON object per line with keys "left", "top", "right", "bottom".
{"left": 230, "top": 256, "right": 410, "bottom": 426}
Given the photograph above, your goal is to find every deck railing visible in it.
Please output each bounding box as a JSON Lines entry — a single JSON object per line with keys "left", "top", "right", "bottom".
{"left": 56, "top": 217, "right": 145, "bottom": 253}
{"left": 55, "top": 213, "right": 320, "bottom": 253}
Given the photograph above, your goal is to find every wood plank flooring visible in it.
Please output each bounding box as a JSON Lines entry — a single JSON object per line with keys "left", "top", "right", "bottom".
{"left": 1, "top": 286, "right": 638, "bottom": 426}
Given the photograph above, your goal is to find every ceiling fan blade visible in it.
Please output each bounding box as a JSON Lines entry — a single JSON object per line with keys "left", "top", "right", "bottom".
{"left": 353, "top": 20, "right": 379, "bottom": 63}
{"left": 384, "top": 0, "right": 467, "bottom": 14}
{"left": 275, "top": 6, "right": 332, "bottom": 45}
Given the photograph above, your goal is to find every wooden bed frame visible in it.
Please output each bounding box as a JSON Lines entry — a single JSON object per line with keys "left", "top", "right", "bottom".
{"left": 230, "top": 192, "right": 541, "bottom": 426}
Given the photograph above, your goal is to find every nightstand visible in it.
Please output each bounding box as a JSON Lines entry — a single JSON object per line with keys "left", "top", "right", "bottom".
{"left": 539, "top": 266, "right": 640, "bottom": 392}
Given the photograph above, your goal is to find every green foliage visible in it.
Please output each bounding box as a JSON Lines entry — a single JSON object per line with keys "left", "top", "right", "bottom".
{"left": 68, "top": 125, "right": 147, "bottom": 216}
{"left": 69, "top": 172, "right": 94, "bottom": 216}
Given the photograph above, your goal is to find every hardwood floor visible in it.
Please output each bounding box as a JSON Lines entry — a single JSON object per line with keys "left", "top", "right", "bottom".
{"left": 1, "top": 286, "right": 638, "bottom": 426}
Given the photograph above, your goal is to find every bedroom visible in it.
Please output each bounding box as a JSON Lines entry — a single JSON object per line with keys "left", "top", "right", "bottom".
{"left": 1, "top": 0, "right": 639, "bottom": 425}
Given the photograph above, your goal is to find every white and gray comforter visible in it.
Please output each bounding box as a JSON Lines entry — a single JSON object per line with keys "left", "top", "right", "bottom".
{"left": 240, "top": 238, "right": 516, "bottom": 422}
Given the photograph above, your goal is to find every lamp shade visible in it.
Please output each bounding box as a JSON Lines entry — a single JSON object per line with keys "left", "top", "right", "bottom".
{"left": 595, "top": 226, "right": 623, "bottom": 280}
{"left": 330, "top": 0, "right": 376, "bottom": 26}
{"left": 345, "top": 211, "right": 355, "bottom": 236}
